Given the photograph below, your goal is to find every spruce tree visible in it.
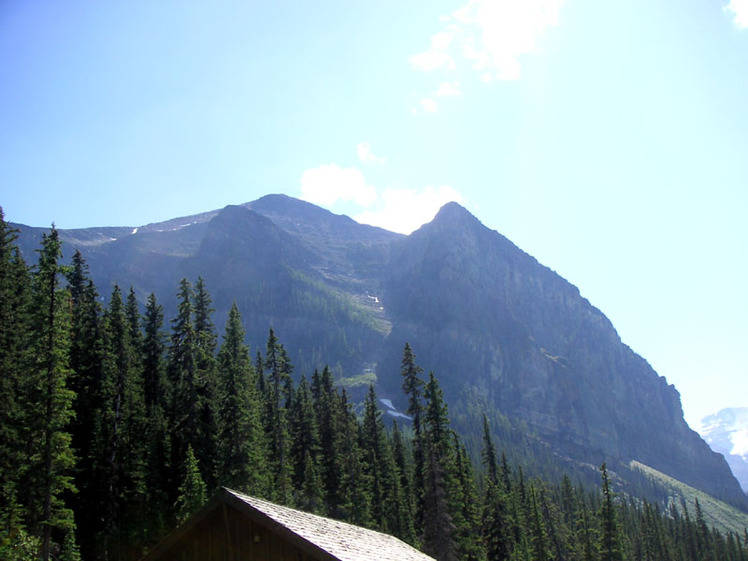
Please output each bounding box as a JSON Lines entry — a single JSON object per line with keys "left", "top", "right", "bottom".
{"left": 451, "top": 434, "right": 485, "bottom": 561}
{"left": 262, "top": 328, "right": 294, "bottom": 504}
{"left": 360, "top": 384, "right": 411, "bottom": 538}
{"left": 192, "top": 277, "right": 219, "bottom": 489}
{"left": 216, "top": 303, "right": 266, "bottom": 494}
{"left": 337, "top": 389, "right": 371, "bottom": 526}
{"left": 599, "top": 463, "right": 625, "bottom": 561}
{"left": 93, "top": 285, "right": 148, "bottom": 557}
{"left": 167, "top": 278, "right": 199, "bottom": 507}
{"left": 142, "top": 293, "right": 167, "bottom": 413}
{"left": 400, "top": 343, "right": 426, "bottom": 534}
{"left": 289, "top": 374, "right": 321, "bottom": 507}
{"left": 312, "top": 366, "right": 339, "bottom": 515}
{"left": 26, "top": 227, "right": 77, "bottom": 560}
{"left": 174, "top": 446, "right": 207, "bottom": 524}
{"left": 420, "top": 372, "right": 458, "bottom": 561}
{"left": 140, "top": 292, "right": 171, "bottom": 541}
{"left": 390, "top": 420, "right": 417, "bottom": 544}
{"left": 0, "top": 210, "right": 36, "bottom": 557}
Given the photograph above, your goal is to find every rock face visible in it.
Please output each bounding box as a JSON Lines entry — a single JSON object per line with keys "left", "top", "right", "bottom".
{"left": 700, "top": 408, "right": 748, "bottom": 493}
{"left": 11, "top": 194, "right": 747, "bottom": 508}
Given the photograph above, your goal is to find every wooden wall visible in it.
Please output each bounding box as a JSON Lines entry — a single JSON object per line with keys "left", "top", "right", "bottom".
{"left": 155, "top": 505, "right": 317, "bottom": 561}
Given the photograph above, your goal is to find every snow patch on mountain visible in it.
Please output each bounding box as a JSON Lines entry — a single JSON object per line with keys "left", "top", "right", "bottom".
{"left": 379, "top": 398, "right": 411, "bottom": 421}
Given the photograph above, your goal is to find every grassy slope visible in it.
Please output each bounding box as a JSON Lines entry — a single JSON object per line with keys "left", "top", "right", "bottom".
{"left": 631, "top": 460, "right": 748, "bottom": 535}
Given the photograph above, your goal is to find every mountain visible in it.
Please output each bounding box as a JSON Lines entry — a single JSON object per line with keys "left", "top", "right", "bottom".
{"left": 11, "top": 194, "right": 747, "bottom": 509}
{"left": 700, "top": 408, "right": 748, "bottom": 493}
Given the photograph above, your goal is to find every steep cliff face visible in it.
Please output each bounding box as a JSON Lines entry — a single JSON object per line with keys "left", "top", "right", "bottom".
{"left": 11, "top": 195, "right": 746, "bottom": 508}
{"left": 380, "top": 202, "right": 744, "bottom": 506}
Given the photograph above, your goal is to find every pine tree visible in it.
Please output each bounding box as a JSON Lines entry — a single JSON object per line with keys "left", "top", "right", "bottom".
{"left": 192, "top": 277, "right": 219, "bottom": 490}
{"left": 312, "top": 366, "right": 343, "bottom": 516}
{"left": 92, "top": 285, "right": 149, "bottom": 557}
{"left": 599, "top": 463, "right": 625, "bottom": 561}
{"left": 140, "top": 292, "right": 171, "bottom": 541}
{"left": 216, "top": 303, "right": 266, "bottom": 494}
{"left": 360, "top": 384, "right": 412, "bottom": 538}
{"left": 167, "top": 278, "right": 199, "bottom": 507}
{"left": 26, "top": 227, "right": 77, "bottom": 560}
{"left": 420, "top": 372, "right": 458, "bottom": 561}
{"left": 142, "top": 293, "right": 167, "bottom": 413}
{"left": 390, "top": 420, "right": 417, "bottom": 544}
{"left": 262, "top": 328, "right": 294, "bottom": 504}
{"left": 289, "top": 374, "right": 321, "bottom": 506}
{"left": 0, "top": 211, "right": 31, "bottom": 526}
{"left": 451, "top": 434, "right": 485, "bottom": 561}
{"left": 400, "top": 343, "right": 426, "bottom": 534}
{"left": 337, "top": 389, "right": 371, "bottom": 526}
{"left": 174, "top": 446, "right": 207, "bottom": 524}
{"left": 527, "top": 483, "right": 550, "bottom": 561}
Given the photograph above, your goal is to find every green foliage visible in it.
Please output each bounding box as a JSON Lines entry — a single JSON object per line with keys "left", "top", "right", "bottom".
{"left": 174, "top": 446, "right": 207, "bottom": 524}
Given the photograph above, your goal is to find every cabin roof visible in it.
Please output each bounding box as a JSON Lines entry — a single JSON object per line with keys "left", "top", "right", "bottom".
{"left": 142, "top": 488, "right": 436, "bottom": 561}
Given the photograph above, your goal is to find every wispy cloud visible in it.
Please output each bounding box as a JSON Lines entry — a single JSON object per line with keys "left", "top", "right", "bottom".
{"left": 411, "top": 0, "right": 566, "bottom": 82}
{"left": 357, "top": 142, "right": 386, "bottom": 164}
{"left": 300, "top": 164, "right": 377, "bottom": 207}
{"left": 408, "top": 32, "right": 457, "bottom": 71}
{"left": 419, "top": 98, "right": 439, "bottom": 112}
{"left": 435, "top": 81, "right": 463, "bottom": 97}
{"left": 355, "top": 185, "right": 464, "bottom": 234}
{"left": 300, "top": 150, "right": 464, "bottom": 234}
{"left": 725, "top": 0, "right": 748, "bottom": 28}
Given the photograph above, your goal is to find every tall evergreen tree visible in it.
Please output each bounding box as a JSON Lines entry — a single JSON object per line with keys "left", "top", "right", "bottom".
{"left": 192, "top": 277, "right": 219, "bottom": 489}
{"left": 391, "top": 420, "right": 417, "bottom": 544}
{"left": 262, "top": 328, "right": 294, "bottom": 504}
{"left": 93, "top": 285, "right": 149, "bottom": 558}
{"left": 26, "top": 227, "right": 77, "bottom": 560}
{"left": 360, "top": 384, "right": 412, "bottom": 539}
{"left": 167, "top": 278, "right": 200, "bottom": 506}
{"left": 174, "top": 446, "right": 207, "bottom": 524}
{"left": 216, "top": 303, "right": 266, "bottom": 494}
{"left": 599, "top": 463, "right": 625, "bottom": 561}
{"left": 289, "top": 374, "right": 321, "bottom": 509}
{"left": 0, "top": 210, "right": 33, "bottom": 550}
{"left": 140, "top": 292, "right": 171, "bottom": 542}
{"left": 312, "top": 366, "right": 344, "bottom": 516}
{"left": 400, "top": 343, "right": 426, "bottom": 534}
{"left": 142, "top": 293, "right": 167, "bottom": 413}
{"left": 450, "top": 434, "right": 485, "bottom": 561}
{"left": 336, "top": 389, "right": 371, "bottom": 526}
{"left": 420, "top": 372, "right": 458, "bottom": 561}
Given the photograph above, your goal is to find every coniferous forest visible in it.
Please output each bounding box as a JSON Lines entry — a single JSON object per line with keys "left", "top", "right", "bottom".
{"left": 2, "top": 212, "right": 748, "bottom": 561}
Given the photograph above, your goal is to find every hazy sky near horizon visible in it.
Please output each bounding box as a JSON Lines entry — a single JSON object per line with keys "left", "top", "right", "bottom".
{"left": 2, "top": 0, "right": 747, "bottom": 429}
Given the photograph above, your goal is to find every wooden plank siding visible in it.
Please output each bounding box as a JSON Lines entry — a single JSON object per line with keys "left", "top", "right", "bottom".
{"left": 148, "top": 504, "right": 316, "bottom": 561}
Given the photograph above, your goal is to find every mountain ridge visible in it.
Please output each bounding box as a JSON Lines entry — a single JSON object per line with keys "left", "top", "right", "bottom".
{"left": 10, "top": 194, "right": 747, "bottom": 509}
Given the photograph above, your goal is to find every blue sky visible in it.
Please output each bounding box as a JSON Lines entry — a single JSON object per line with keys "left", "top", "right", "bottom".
{"left": 2, "top": 0, "right": 747, "bottom": 428}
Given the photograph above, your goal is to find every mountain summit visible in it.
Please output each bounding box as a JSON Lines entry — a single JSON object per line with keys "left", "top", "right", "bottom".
{"left": 12, "top": 195, "right": 747, "bottom": 509}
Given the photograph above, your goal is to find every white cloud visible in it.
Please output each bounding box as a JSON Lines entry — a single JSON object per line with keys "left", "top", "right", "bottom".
{"left": 409, "top": 31, "right": 457, "bottom": 71}
{"left": 725, "top": 0, "right": 748, "bottom": 28}
{"left": 300, "top": 164, "right": 377, "bottom": 207}
{"left": 355, "top": 185, "right": 464, "bottom": 234}
{"left": 411, "top": 0, "right": 566, "bottom": 81}
{"left": 420, "top": 98, "right": 439, "bottom": 112}
{"left": 357, "top": 142, "right": 386, "bottom": 164}
{"left": 435, "top": 81, "right": 463, "bottom": 97}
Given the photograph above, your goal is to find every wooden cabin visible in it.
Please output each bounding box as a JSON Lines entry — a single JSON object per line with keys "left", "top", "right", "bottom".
{"left": 141, "top": 488, "right": 436, "bottom": 561}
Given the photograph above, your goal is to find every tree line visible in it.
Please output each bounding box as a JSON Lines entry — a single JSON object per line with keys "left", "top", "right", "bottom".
{"left": 1, "top": 212, "right": 747, "bottom": 561}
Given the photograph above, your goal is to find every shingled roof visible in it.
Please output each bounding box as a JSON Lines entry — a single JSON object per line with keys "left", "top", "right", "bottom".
{"left": 142, "top": 488, "right": 436, "bottom": 561}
